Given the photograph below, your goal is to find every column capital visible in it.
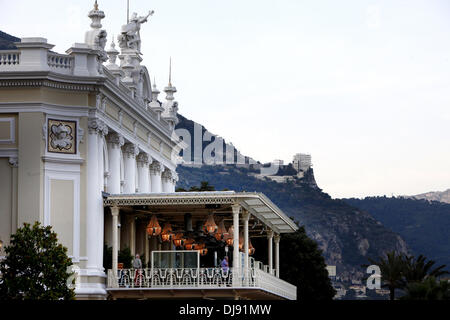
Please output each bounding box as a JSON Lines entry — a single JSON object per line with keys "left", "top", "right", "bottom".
{"left": 8, "top": 157, "right": 18, "bottom": 168}
{"left": 149, "top": 160, "right": 163, "bottom": 174}
{"left": 107, "top": 132, "right": 124, "bottom": 147}
{"left": 123, "top": 143, "right": 139, "bottom": 158}
{"left": 88, "top": 118, "right": 108, "bottom": 136}
{"left": 136, "top": 152, "right": 150, "bottom": 165}
{"left": 241, "top": 210, "right": 250, "bottom": 221}
{"left": 111, "top": 206, "right": 120, "bottom": 217}
{"left": 231, "top": 203, "right": 241, "bottom": 214}
{"left": 266, "top": 230, "right": 274, "bottom": 239}
{"left": 274, "top": 234, "right": 281, "bottom": 243}
{"left": 161, "top": 167, "right": 176, "bottom": 182}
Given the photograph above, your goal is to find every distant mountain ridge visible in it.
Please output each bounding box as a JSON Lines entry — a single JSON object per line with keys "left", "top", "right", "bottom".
{"left": 405, "top": 189, "right": 450, "bottom": 204}
{"left": 344, "top": 196, "right": 450, "bottom": 270}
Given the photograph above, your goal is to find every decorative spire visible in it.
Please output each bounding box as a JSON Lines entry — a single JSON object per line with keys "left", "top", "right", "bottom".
{"left": 106, "top": 38, "right": 120, "bottom": 68}
{"left": 168, "top": 57, "right": 172, "bottom": 86}
{"left": 88, "top": 0, "right": 105, "bottom": 29}
{"left": 164, "top": 57, "right": 176, "bottom": 99}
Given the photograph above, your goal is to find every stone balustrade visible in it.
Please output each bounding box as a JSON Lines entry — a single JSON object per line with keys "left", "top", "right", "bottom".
{"left": 47, "top": 52, "right": 74, "bottom": 73}
{"left": 0, "top": 51, "right": 20, "bottom": 65}
{"left": 107, "top": 266, "right": 296, "bottom": 300}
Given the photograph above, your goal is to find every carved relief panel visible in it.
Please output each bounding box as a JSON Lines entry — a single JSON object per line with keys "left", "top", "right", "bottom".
{"left": 47, "top": 119, "right": 77, "bottom": 154}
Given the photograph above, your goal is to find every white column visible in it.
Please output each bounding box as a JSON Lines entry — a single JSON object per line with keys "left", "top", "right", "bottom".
{"left": 232, "top": 204, "right": 240, "bottom": 277}
{"left": 242, "top": 210, "right": 250, "bottom": 283}
{"left": 86, "top": 119, "right": 104, "bottom": 272}
{"left": 149, "top": 161, "right": 162, "bottom": 193}
{"left": 97, "top": 126, "right": 108, "bottom": 272}
{"left": 137, "top": 153, "right": 150, "bottom": 193}
{"left": 111, "top": 206, "right": 119, "bottom": 286}
{"left": 274, "top": 234, "right": 280, "bottom": 278}
{"left": 107, "top": 133, "right": 124, "bottom": 194}
{"left": 267, "top": 230, "right": 274, "bottom": 275}
{"left": 129, "top": 216, "right": 136, "bottom": 256}
{"left": 161, "top": 168, "right": 172, "bottom": 193}
{"left": 171, "top": 172, "right": 178, "bottom": 193}
{"left": 122, "top": 143, "right": 139, "bottom": 194}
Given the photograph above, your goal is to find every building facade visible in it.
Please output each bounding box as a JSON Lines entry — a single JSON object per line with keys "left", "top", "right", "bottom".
{"left": 0, "top": 2, "right": 298, "bottom": 300}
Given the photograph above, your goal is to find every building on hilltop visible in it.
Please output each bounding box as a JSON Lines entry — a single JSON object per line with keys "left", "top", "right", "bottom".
{"left": 0, "top": 1, "right": 297, "bottom": 300}
{"left": 292, "top": 153, "right": 312, "bottom": 172}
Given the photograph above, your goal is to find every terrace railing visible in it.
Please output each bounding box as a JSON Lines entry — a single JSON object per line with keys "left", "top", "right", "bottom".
{"left": 107, "top": 267, "right": 296, "bottom": 300}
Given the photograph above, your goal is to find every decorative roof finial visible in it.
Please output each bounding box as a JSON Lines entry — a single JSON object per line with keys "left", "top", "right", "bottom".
{"left": 94, "top": 0, "right": 99, "bottom": 11}
{"left": 168, "top": 57, "right": 172, "bottom": 86}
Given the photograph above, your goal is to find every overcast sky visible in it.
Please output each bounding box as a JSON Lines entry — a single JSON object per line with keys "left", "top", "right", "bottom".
{"left": 2, "top": 0, "right": 449, "bottom": 198}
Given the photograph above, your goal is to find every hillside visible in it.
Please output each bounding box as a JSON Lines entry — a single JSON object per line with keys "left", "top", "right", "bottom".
{"left": 176, "top": 164, "right": 409, "bottom": 281}
{"left": 407, "top": 189, "right": 450, "bottom": 204}
{"left": 343, "top": 197, "right": 450, "bottom": 269}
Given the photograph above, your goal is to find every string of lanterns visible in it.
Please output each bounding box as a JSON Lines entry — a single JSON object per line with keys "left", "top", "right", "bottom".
{"left": 145, "top": 213, "right": 255, "bottom": 256}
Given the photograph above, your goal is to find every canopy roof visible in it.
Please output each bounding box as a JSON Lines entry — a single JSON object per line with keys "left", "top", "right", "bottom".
{"left": 104, "top": 191, "right": 298, "bottom": 234}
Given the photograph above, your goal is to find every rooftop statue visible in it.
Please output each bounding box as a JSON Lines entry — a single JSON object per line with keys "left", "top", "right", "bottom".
{"left": 118, "top": 10, "right": 154, "bottom": 54}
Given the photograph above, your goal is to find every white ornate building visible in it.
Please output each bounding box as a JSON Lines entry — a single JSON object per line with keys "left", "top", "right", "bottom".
{"left": 0, "top": 2, "right": 298, "bottom": 300}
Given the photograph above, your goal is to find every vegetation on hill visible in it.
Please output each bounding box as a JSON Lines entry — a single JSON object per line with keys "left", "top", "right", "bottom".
{"left": 344, "top": 196, "right": 450, "bottom": 269}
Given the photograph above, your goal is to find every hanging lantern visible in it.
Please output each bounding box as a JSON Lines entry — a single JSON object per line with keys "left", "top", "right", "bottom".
{"left": 161, "top": 223, "right": 174, "bottom": 242}
{"left": 184, "top": 238, "right": 195, "bottom": 250}
{"left": 200, "top": 247, "right": 208, "bottom": 256}
{"left": 248, "top": 238, "right": 255, "bottom": 256}
{"left": 196, "top": 242, "right": 205, "bottom": 250}
{"left": 225, "top": 225, "right": 234, "bottom": 246}
{"left": 173, "top": 232, "right": 185, "bottom": 248}
{"left": 215, "top": 219, "right": 228, "bottom": 241}
{"left": 146, "top": 215, "right": 161, "bottom": 236}
{"left": 203, "top": 213, "right": 218, "bottom": 234}
{"left": 239, "top": 231, "right": 244, "bottom": 251}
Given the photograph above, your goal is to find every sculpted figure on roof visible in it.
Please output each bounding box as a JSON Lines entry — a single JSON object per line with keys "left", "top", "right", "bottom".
{"left": 118, "top": 10, "right": 154, "bottom": 54}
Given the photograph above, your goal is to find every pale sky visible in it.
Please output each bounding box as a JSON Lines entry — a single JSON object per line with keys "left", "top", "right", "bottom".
{"left": 1, "top": 0, "right": 449, "bottom": 198}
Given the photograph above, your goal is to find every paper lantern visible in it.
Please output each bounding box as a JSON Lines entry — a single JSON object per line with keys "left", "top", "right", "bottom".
{"left": 184, "top": 238, "right": 195, "bottom": 250}
{"left": 225, "top": 226, "right": 234, "bottom": 246}
{"left": 249, "top": 238, "right": 255, "bottom": 255}
{"left": 173, "top": 232, "right": 185, "bottom": 247}
{"left": 146, "top": 215, "right": 161, "bottom": 236}
{"left": 200, "top": 248, "right": 208, "bottom": 256}
{"left": 161, "top": 223, "right": 174, "bottom": 242}
{"left": 215, "top": 219, "right": 228, "bottom": 241}
{"left": 203, "top": 213, "right": 218, "bottom": 234}
{"left": 239, "top": 231, "right": 244, "bottom": 251}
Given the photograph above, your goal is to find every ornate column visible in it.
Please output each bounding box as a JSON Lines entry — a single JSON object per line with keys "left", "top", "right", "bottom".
{"left": 111, "top": 206, "right": 120, "bottom": 286}
{"left": 96, "top": 123, "right": 108, "bottom": 270}
{"left": 107, "top": 133, "right": 124, "bottom": 194}
{"left": 232, "top": 204, "right": 240, "bottom": 284}
{"left": 86, "top": 118, "right": 106, "bottom": 272}
{"left": 137, "top": 153, "right": 150, "bottom": 193}
{"left": 149, "top": 161, "right": 163, "bottom": 193}
{"left": 242, "top": 210, "right": 250, "bottom": 284}
{"left": 267, "top": 230, "right": 274, "bottom": 275}
{"left": 122, "top": 143, "right": 139, "bottom": 194}
{"left": 274, "top": 234, "right": 280, "bottom": 278}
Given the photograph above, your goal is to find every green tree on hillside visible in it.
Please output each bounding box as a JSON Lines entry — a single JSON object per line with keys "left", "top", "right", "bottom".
{"left": 0, "top": 222, "right": 75, "bottom": 300}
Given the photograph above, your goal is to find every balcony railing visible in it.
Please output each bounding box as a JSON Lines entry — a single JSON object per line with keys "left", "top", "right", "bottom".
{"left": 0, "top": 51, "right": 20, "bottom": 66}
{"left": 107, "top": 267, "right": 296, "bottom": 300}
{"left": 47, "top": 52, "right": 74, "bottom": 74}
